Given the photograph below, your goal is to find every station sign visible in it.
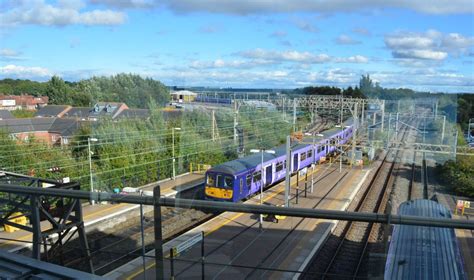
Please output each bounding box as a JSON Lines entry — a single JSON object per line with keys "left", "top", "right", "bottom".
{"left": 455, "top": 200, "right": 471, "bottom": 215}
{"left": 172, "top": 231, "right": 203, "bottom": 256}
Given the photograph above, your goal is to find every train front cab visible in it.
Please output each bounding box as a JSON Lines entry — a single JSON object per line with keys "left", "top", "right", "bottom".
{"left": 205, "top": 172, "right": 236, "bottom": 201}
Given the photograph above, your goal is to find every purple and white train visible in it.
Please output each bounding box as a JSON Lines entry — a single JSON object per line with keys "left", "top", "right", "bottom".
{"left": 205, "top": 118, "right": 356, "bottom": 202}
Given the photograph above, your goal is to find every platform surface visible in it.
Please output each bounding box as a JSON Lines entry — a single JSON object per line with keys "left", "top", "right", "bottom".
{"left": 112, "top": 165, "right": 371, "bottom": 280}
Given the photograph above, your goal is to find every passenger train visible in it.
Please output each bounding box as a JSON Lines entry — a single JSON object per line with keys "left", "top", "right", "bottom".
{"left": 205, "top": 119, "right": 356, "bottom": 202}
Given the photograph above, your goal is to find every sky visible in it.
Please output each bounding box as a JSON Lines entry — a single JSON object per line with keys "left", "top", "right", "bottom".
{"left": 0, "top": 0, "right": 473, "bottom": 92}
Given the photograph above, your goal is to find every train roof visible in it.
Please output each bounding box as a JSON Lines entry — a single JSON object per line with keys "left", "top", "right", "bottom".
{"left": 302, "top": 118, "right": 354, "bottom": 143}
{"left": 209, "top": 142, "right": 309, "bottom": 175}
{"left": 384, "top": 199, "right": 465, "bottom": 280}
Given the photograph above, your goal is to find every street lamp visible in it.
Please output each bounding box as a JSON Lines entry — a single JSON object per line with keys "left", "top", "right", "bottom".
{"left": 250, "top": 148, "right": 275, "bottom": 231}
{"left": 88, "top": 137, "right": 98, "bottom": 205}
{"left": 172, "top": 127, "right": 181, "bottom": 180}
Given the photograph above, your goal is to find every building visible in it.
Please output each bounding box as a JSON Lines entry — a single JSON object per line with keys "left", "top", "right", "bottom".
{"left": 0, "top": 110, "right": 14, "bottom": 120}
{"left": 0, "top": 95, "right": 49, "bottom": 111}
{"left": 34, "top": 105, "right": 72, "bottom": 118}
{"left": 0, "top": 118, "right": 81, "bottom": 146}
{"left": 114, "top": 108, "right": 150, "bottom": 120}
{"left": 170, "top": 90, "right": 197, "bottom": 103}
{"left": 63, "top": 102, "right": 129, "bottom": 121}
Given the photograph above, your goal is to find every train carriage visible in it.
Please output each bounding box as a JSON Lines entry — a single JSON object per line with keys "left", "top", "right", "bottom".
{"left": 205, "top": 119, "right": 356, "bottom": 202}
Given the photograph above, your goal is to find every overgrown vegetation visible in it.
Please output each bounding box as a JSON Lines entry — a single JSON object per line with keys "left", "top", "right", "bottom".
{"left": 0, "top": 74, "right": 169, "bottom": 108}
{"left": 437, "top": 156, "right": 474, "bottom": 197}
{"left": 0, "top": 107, "right": 293, "bottom": 192}
{"left": 10, "top": 109, "right": 35, "bottom": 118}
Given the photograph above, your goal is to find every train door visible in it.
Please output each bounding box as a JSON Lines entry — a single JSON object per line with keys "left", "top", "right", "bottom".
{"left": 293, "top": 153, "right": 298, "bottom": 172}
{"left": 265, "top": 165, "right": 272, "bottom": 186}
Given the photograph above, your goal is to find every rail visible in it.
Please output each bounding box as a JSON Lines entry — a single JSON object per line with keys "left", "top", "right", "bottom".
{"left": 0, "top": 185, "right": 472, "bottom": 230}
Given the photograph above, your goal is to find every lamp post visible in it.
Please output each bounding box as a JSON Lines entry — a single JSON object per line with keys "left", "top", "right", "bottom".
{"left": 172, "top": 127, "right": 181, "bottom": 180}
{"left": 250, "top": 148, "right": 275, "bottom": 231}
{"left": 88, "top": 137, "right": 98, "bottom": 205}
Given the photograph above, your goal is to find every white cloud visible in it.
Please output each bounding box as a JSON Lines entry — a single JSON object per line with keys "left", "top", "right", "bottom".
{"left": 392, "top": 49, "right": 447, "bottom": 60}
{"left": 0, "top": 64, "right": 53, "bottom": 79}
{"left": 1, "top": 0, "right": 126, "bottom": 27}
{"left": 89, "top": 0, "right": 155, "bottom": 9}
{"left": 158, "top": 0, "right": 473, "bottom": 15}
{"left": 441, "top": 33, "right": 474, "bottom": 54}
{"left": 237, "top": 49, "right": 331, "bottom": 63}
{"left": 335, "top": 55, "right": 369, "bottom": 63}
{"left": 236, "top": 49, "right": 368, "bottom": 64}
{"left": 190, "top": 59, "right": 273, "bottom": 69}
{"left": 335, "top": 34, "right": 361, "bottom": 45}
{"left": 0, "top": 49, "right": 26, "bottom": 60}
{"left": 385, "top": 30, "right": 474, "bottom": 62}
{"left": 294, "top": 20, "right": 319, "bottom": 33}
{"left": 385, "top": 36, "right": 436, "bottom": 49}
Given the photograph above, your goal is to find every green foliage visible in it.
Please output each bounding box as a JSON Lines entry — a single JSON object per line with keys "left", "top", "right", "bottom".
{"left": 11, "top": 109, "right": 35, "bottom": 118}
{"left": 78, "top": 74, "right": 169, "bottom": 108}
{"left": 0, "top": 79, "right": 47, "bottom": 96}
{"left": 457, "top": 94, "right": 474, "bottom": 131}
{"left": 290, "top": 86, "right": 365, "bottom": 98}
{"left": 358, "top": 74, "right": 433, "bottom": 100}
{"left": 0, "top": 74, "right": 169, "bottom": 108}
{"left": 437, "top": 156, "right": 474, "bottom": 197}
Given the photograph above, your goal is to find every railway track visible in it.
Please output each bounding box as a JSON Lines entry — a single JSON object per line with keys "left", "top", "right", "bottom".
{"left": 302, "top": 124, "right": 412, "bottom": 279}
{"left": 173, "top": 165, "right": 350, "bottom": 279}
{"left": 45, "top": 206, "right": 213, "bottom": 274}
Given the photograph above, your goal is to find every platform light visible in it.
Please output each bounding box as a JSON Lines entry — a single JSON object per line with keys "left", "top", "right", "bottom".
{"left": 172, "top": 127, "right": 181, "bottom": 180}
{"left": 250, "top": 148, "right": 275, "bottom": 231}
{"left": 88, "top": 137, "right": 99, "bottom": 205}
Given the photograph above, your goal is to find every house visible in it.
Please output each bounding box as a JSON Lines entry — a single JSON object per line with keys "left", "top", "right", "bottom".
{"left": 0, "top": 110, "right": 14, "bottom": 120}
{"left": 63, "top": 102, "right": 129, "bottom": 121}
{"left": 35, "top": 105, "right": 72, "bottom": 118}
{"left": 0, "top": 95, "right": 49, "bottom": 111}
{"left": 114, "top": 109, "right": 150, "bottom": 120}
{"left": 88, "top": 102, "right": 129, "bottom": 120}
{"left": 0, "top": 118, "right": 80, "bottom": 146}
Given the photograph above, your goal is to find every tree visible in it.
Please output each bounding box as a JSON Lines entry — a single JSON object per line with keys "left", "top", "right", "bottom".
{"left": 46, "top": 76, "right": 74, "bottom": 105}
{"left": 359, "top": 74, "right": 373, "bottom": 92}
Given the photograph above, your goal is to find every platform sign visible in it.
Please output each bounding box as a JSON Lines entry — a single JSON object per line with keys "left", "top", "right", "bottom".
{"left": 172, "top": 231, "right": 203, "bottom": 256}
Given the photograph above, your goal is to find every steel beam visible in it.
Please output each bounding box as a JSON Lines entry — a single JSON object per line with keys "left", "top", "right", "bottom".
{"left": 0, "top": 185, "right": 473, "bottom": 230}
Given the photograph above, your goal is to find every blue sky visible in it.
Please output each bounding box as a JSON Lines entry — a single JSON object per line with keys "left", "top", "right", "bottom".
{"left": 0, "top": 0, "right": 473, "bottom": 92}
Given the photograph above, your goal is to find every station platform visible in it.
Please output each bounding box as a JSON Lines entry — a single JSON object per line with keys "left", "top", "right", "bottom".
{"left": 109, "top": 165, "right": 372, "bottom": 279}
{"left": 0, "top": 173, "right": 204, "bottom": 253}
{"left": 436, "top": 193, "right": 474, "bottom": 279}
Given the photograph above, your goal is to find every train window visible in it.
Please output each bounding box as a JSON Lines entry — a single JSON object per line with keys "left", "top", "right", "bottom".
{"left": 253, "top": 171, "right": 261, "bottom": 182}
{"left": 224, "top": 176, "right": 234, "bottom": 189}
{"left": 240, "top": 179, "right": 243, "bottom": 194}
{"left": 308, "top": 150, "right": 313, "bottom": 158}
{"left": 217, "top": 175, "right": 224, "bottom": 188}
{"left": 246, "top": 174, "right": 252, "bottom": 186}
{"left": 207, "top": 174, "right": 215, "bottom": 187}
{"left": 301, "top": 152, "right": 306, "bottom": 161}
{"left": 276, "top": 162, "right": 283, "bottom": 172}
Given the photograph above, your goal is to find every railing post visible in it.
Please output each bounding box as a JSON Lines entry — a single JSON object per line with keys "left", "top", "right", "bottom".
{"left": 154, "top": 186, "right": 165, "bottom": 280}
{"left": 304, "top": 172, "right": 308, "bottom": 198}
